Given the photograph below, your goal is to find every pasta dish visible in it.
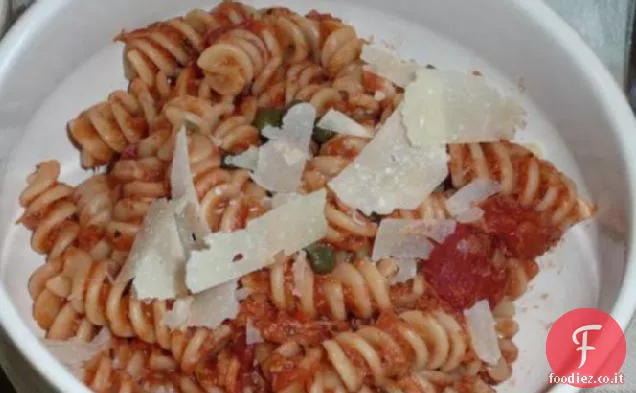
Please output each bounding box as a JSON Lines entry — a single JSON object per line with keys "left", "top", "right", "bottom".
{"left": 17, "top": 1, "right": 595, "bottom": 392}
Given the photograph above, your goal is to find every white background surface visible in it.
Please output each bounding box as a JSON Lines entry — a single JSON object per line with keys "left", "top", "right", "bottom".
{"left": 0, "top": 0, "right": 634, "bottom": 392}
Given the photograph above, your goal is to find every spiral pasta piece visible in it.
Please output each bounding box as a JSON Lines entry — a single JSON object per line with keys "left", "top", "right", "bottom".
{"left": 18, "top": 161, "right": 80, "bottom": 257}
{"left": 197, "top": 9, "right": 319, "bottom": 96}
{"left": 325, "top": 196, "right": 376, "bottom": 253}
{"left": 116, "top": 1, "right": 257, "bottom": 87}
{"left": 243, "top": 256, "right": 393, "bottom": 321}
{"left": 55, "top": 247, "right": 234, "bottom": 375}
{"left": 448, "top": 141, "right": 594, "bottom": 230}
{"left": 322, "top": 311, "right": 468, "bottom": 392}
{"left": 106, "top": 156, "right": 169, "bottom": 253}
{"left": 194, "top": 167, "right": 268, "bottom": 232}
{"left": 164, "top": 95, "right": 235, "bottom": 138}
{"left": 156, "top": 84, "right": 260, "bottom": 154}
{"left": 68, "top": 79, "right": 164, "bottom": 168}
{"left": 73, "top": 174, "right": 120, "bottom": 260}
{"left": 309, "top": 14, "right": 363, "bottom": 76}
{"left": 84, "top": 338, "right": 212, "bottom": 393}
{"left": 392, "top": 192, "right": 449, "bottom": 221}
{"left": 197, "top": 24, "right": 285, "bottom": 96}
{"left": 505, "top": 259, "right": 538, "bottom": 300}
{"left": 330, "top": 63, "right": 389, "bottom": 123}
{"left": 385, "top": 371, "right": 496, "bottom": 393}
{"left": 29, "top": 254, "right": 98, "bottom": 340}
{"left": 262, "top": 341, "right": 495, "bottom": 393}
{"left": 211, "top": 95, "right": 260, "bottom": 153}
{"left": 283, "top": 61, "right": 326, "bottom": 106}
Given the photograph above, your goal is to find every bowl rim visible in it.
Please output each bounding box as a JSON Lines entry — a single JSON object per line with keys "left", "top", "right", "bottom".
{"left": 0, "top": 0, "right": 635, "bottom": 392}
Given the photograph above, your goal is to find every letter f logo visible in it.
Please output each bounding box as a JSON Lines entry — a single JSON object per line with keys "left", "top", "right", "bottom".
{"left": 572, "top": 324, "right": 602, "bottom": 368}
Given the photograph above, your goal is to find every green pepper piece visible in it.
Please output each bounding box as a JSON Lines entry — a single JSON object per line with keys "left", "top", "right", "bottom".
{"left": 312, "top": 125, "right": 336, "bottom": 144}
{"left": 306, "top": 243, "right": 336, "bottom": 275}
{"left": 253, "top": 107, "right": 285, "bottom": 131}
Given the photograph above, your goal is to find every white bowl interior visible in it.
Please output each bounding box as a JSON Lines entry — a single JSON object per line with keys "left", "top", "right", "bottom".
{"left": 0, "top": 1, "right": 634, "bottom": 392}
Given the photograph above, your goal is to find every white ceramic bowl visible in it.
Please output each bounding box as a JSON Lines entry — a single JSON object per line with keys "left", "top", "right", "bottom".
{"left": 0, "top": 0, "right": 635, "bottom": 392}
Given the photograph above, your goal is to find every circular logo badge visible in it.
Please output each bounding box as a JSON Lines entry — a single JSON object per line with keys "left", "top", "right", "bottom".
{"left": 546, "top": 308, "right": 626, "bottom": 388}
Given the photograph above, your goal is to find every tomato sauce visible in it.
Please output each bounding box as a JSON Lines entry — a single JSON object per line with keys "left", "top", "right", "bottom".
{"left": 480, "top": 195, "right": 559, "bottom": 259}
{"left": 421, "top": 224, "right": 507, "bottom": 310}
{"left": 77, "top": 226, "right": 104, "bottom": 251}
{"left": 362, "top": 70, "right": 385, "bottom": 93}
{"left": 237, "top": 295, "right": 349, "bottom": 346}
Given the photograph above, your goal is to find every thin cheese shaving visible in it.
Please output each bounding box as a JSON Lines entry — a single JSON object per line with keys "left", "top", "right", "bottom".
{"left": 464, "top": 300, "right": 502, "bottom": 366}
{"left": 163, "top": 280, "right": 240, "bottom": 328}
{"left": 401, "top": 219, "right": 457, "bottom": 243}
{"left": 328, "top": 107, "right": 448, "bottom": 215}
{"left": 162, "top": 296, "right": 194, "bottom": 327}
{"left": 225, "top": 146, "right": 259, "bottom": 171}
{"left": 271, "top": 192, "right": 302, "bottom": 208}
{"left": 171, "top": 127, "right": 210, "bottom": 251}
{"left": 43, "top": 329, "right": 111, "bottom": 379}
{"left": 116, "top": 199, "right": 188, "bottom": 300}
{"left": 360, "top": 44, "right": 419, "bottom": 87}
{"left": 186, "top": 189, "right": 328, "bottom": 293}
{"left": 392, "top": 258, "right": 419, "bottom": 283}
{"left": 372, "top": 218, "right": 435, "bottom": 261}
{"left": 316, "top": 109, "right": 373, "bottom": 138}
{"left": 402, "top": 69, "right": 525, "bottom": 146}
{"left": 253, "top": 103, "right": 315, "bottom": 192}
{"left": 445, "top": 179, "right": 500, "bottom": 222}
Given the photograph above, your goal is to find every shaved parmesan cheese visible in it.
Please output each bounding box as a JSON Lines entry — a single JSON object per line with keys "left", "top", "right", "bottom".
{"left": 392, "top": 258, "right": 419, "bottom": 284}
{"left": 43, "top": 329, "right": 111, "bottom": 378}
{"left": 246, "top": 319, "right": 264, "bottom": 345}
{"left": 253, "top": 103, "right": 315, "bottom": 192}
{"left": 162, "top": 296, "right": 194, "bottom": 327}
{"left": 225, "top": 146, "right": 259, "bottom": 171}
{"left": 186, "top": 189, "right": 328, "bottom": 293}
{"left": 402, "top": 219, "right": 457, "bottom": 243}
{"left": 372, "top": 219, "right": 434, "bottom": 261}
{"left": 402, "top": 69, "right": 525, "bottom": 146}
{"left": 361, "top": 45, "right": 419, "bottom": 87}
{"left": 271, "top": 192, "right": 302, "bottom": 208}
{"left": 171, "top": 127, "right": 210, "bottom": 251}
{"left": 171, "top": 128, "right": 197, "bottom": 208}
{"left": 445, "top": 179, "right": 500, "bottom": 222}
{"left": 163, "top": 280, "right": 240, "bottom": 328}
{"left": 262, "top": 103, "right": 315, "bottom": 148}
{"left": 317, "top": 109, "right": 373, "bottom": 138}
{"left": 328, "top": 107, "right": 448, "bottom": 215}
{"left": 116, "top": 199, "right": 188, "bottom": 300}
{"left": 464, "top": 300, "right": 502, "bottom": 366}
{"left": 186, "top": 230, "right": 259, "bottom": 293}
{"left": 247, "top": 189, "right": 327, "bottom": 256}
